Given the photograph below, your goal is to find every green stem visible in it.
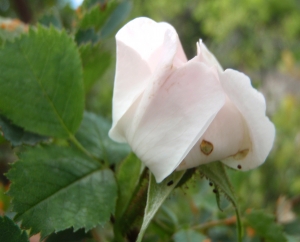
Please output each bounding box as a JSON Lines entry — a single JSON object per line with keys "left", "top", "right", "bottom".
{"left": 235, "top": 208, "right": 243, "bottom": 242}
{"left": 114, "top": 168, "right": 149, "bottom": 241}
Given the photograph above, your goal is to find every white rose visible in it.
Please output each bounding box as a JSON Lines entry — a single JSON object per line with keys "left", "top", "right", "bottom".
{"left": 109, "top": 17, "right": 275, "bottom": 182}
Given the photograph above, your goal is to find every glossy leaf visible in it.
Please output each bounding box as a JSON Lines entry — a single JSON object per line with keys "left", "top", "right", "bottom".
{"left": 0, "top": 216, "right": 29, "bottom": 242}
{"left": 136, "top": 170, "right": 185, "bottom": 242}
{"left": 175, "top": 168, "right": 196, "bottom": 188}
{"left": 0, "top": 115, "right": 48, "bottom": 147}
{"left": 79, "top": 3, "right": 118, "bottom": 31}
{"left": 199, "top": 163, "right": 236, "bottom": 206}
{"left": 76, "top": 1, "right": 131, "bottom": 44}
{"left": 115, "top": 153, "right": 142, "bottom": 219}
{"left": 0, "top": 25, "right": 84, "bottom": 138}
{"left": 99, "top": 1, "right": 132, "bottom": 39}
{"left": 75, "top": 112, "right": 130, "bottom": 164}
{"left": 79, "top": 43, "right": 111, "bottom": 92}
{"left": 113, "top": 154, "right": 145, "bottom": 241}
{"left": 75, "top": 2, "right": 117, "bottom": 44}
{"left": 39, "top": 9, "right": 63, "bottom": 29}
{"left": 115, "top": 168, "right": 148, "bottom": 241}
{"left": 7, "top": 145, "right": 117, "bottom": 239}
{"left": 45, "top": 228, "right": 92, "bottom": 242}
{"left": 198, "top": 161, "right": 242, "bottom": 241}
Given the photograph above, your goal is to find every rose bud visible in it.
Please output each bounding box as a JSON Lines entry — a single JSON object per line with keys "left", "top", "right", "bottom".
{"left": 109, "top": 17, "right": 275, "bottom": 183}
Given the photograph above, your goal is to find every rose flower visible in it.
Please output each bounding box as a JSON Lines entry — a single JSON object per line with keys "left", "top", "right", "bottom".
{"left": 109, "top": 17, "right": 275, "bottom": 182}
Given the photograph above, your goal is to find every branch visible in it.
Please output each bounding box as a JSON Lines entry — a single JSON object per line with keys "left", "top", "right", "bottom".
{"left": 192, "top": 216, "right": 237, "bottom": 231}
{"left": 11, "top": 0, "right": 32, "bottom": 23}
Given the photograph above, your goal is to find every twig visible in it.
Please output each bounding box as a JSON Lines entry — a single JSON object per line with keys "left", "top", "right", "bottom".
{"left": 11, "top": 0, "right": 32, "bottom": 23}
{"left": 91, "top": 228, "right": 102, "bottom": 242}
{"left": 191, "top": 215, "right": 237, "bottom": 231}
{"left": 291, "top": 195, "right": 300, "bottom": 207}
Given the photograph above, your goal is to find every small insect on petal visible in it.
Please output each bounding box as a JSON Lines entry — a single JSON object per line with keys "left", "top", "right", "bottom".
{"left": 167, "top": 180, "right": 174, "bottom": 186}
{"left": 237, "top": 165, "right": 242, "bottom": 169}
{"left": 200, "top": 140, "right": 214, "bottom": 155}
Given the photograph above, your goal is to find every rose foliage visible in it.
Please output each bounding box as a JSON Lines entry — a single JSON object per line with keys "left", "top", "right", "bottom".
{"left": 0, "top": 2, "right": 284, "bottom": 242}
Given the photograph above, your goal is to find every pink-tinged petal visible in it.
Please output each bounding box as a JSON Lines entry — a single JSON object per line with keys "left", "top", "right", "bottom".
{"left": 115, "top": 17, "right": 187, "bottom": 72}
{"left": 196, "top": 40, "right": 223, "bottom": 72}
{"left": 109, "top": 41, "right": 152, "bottom": 142}
{"left": 110, "top": 17, "right": 187, "bottom": 142}
{"left": 179, "top": 97, "right": 251, "bottom": 169}
{"left": 219, "top": 69, "right": 276, "bottom": 170}
{"left": 123, "top": 62, "right": 225, "bottom": 182}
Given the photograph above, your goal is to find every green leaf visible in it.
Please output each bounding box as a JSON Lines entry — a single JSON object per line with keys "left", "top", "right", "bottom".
{"left": 75, "top": 2, "right": 118, "bottom": 45}
{"left": 75, "top": 28, "right": 99, "bottom": 45}
{"left": 79, "top": 43, "right": 111, "bottom": 92}
{"left": 198, "top": 161, "right": 242, "bottom": 241}
{"left": 173, "top": 229, "right": 207, "bottom": 242}
{"left": 39, "top": 9, "right": 63, "bottom": 29}
{"left": 75, "top": 112, "right": 130, "bottom": 164}
{"left": 114, "top": 168, "right": 148, "bottom": 241}
{"left": 99, "top": 1, "right": 132, "bottom": 39}
{"left": 198, "top": 162, "right": 236, "bottom": 206}
{"left": 245, "top": 210, "right": 287, "bottom": 242}
{"left": 59, "top": 5, "right": 77, "bottom": 31}
{"left": 6, "top": 145, "right": 117, "bottom": 239}
{"left": 115, "top": 153, "right": 142, "bottom": 219}
{"left": 45, "top": 228, "right": 92, "bottom": 242}
{"left": 175, "top": 168, "right": 196, "bottom": 188}
{"left": 81, "top": 0, "right": 107, "bottom": 10}
{"left": 0, "top": 216, "right": 29, "bottom": 242}
{"left": 0, "top": 25, "right": 84, "bottom": 138}
{"left": 79, "top": 3, "right": 118, "bottom": 31}
{"left": 0, "top": 115, "right": 48, "bottom": 147}
{"left": 113, "top": 154, "right": 145, "bottom": 241}
{"left": 76, "top": 1, "right": 132, "bottom": 44}
{"left": 136, "top": 170, "right": 185, "bottom": 242}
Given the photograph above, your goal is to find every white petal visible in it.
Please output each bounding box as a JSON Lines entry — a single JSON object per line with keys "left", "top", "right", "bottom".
{"left": 109, "top": 17, "right": 187, "bottom": 142}
{"left": 196, "top": 40, "right": 223, "bottom": 72}
{"left": 124, "top": 61, "right": 225, "bottom": 182}
{"left": 219, "top": 69, "right": 276, "bottom": 170}
{"left": 115, "top": 17, "right": 186, "bottom": 72}
{"left": 179, "top": 96, "right": 251, "bottom": 169}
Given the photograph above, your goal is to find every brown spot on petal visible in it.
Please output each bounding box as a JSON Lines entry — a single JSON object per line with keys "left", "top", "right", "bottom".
{"left": 178, "top": 159, "right": 186, "bottom": 169}
{"left": 200, "top": 140, "right": 213, "bottom": 155}
{"left": 233, "top": 149, "right": 249, "bottom": 160}
{"left": 237, "top": 165, "right": 242, "bottom": 169}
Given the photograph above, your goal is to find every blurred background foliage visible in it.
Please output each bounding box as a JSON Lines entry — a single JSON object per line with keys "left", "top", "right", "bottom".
{"left": 0, "top": 0, "right": 299, "bottom": 241}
